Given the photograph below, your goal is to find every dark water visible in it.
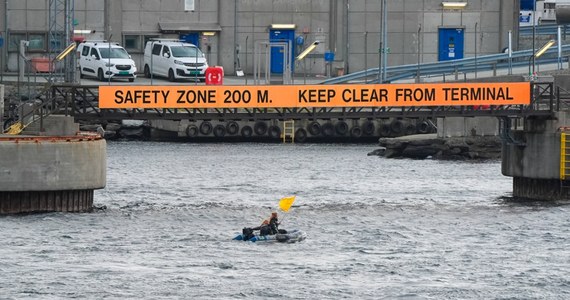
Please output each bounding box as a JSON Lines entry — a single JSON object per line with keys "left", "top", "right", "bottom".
{"left": 1, "top": 142, "right": 569, "bottom": 299}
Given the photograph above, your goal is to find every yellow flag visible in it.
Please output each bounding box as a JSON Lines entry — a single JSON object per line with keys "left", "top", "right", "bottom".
{"left": 279, "top": 196, "right": 296, "bottom": 212}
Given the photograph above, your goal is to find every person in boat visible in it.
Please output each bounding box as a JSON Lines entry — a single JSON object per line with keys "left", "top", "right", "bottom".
{"left": 251, "top": 219, "right": 272, "bottom": 236}
{"left": 268, "top": 212, "right": 280, "bottom": 234}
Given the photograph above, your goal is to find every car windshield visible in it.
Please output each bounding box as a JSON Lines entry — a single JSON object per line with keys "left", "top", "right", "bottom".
{"left": 171, "top": 46, "right": 204, "bottom": 58}
{"left": 99, "top": 47, "right": 130, "bottom": 59}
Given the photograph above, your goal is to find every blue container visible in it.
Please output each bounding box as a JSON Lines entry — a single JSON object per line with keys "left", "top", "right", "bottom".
{"left": 324, "top": 51, "right": 335, "bottom": 62}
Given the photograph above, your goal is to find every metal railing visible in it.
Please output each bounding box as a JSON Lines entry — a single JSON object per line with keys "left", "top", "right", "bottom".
{"left": 321, "top": 45, "right": 570, "bottom": 85}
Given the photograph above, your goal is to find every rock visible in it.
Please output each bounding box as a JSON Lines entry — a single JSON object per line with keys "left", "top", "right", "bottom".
{"left": 367, "top": 147, "right": 386, "bottom": 156}
{"left": 402, "top": 145, "right": 440, "bottom": 159}
{"left": 105, "top": 122, "right": 121, "bottom": 131}
{"left": 377, "top": 135, "right": 502, "bottom": 160}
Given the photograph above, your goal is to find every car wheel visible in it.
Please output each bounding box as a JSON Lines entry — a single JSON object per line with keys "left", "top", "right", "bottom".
{"left": 168, "top": 69, "right": 175, "bottom": 82}
{"left": 79, "top": 70, "right": 85, "bottom": 79}
{"left": 144, "top": 65, "right": 151, "bottom": 78}
{"left": 97, "top": 69, "right": 105, "bottom": 81}
{"left": 128, "top": 78, "right": 135, "bottom": 82}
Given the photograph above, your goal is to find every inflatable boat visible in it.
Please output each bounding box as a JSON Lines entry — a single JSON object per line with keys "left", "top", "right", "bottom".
{"left": 233, "top": 229, "right": 307, "bottom": 243}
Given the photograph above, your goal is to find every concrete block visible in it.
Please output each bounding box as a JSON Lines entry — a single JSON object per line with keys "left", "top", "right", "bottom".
{"left": 0, "top": 138, "right": 106, "bottom": 192}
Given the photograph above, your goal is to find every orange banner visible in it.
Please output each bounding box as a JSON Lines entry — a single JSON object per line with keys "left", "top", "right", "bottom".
{"left": 99, "top": 82, "right": 531, "bottom": 109}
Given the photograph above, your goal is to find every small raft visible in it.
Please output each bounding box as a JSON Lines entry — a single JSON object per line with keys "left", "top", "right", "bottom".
{"left": 233, "top": 229, "right": 307, "bottom": 243}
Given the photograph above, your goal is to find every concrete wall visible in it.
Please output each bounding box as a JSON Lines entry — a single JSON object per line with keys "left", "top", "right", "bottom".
{"left": 0, "top": 0, "right": 520, "bottom": 74}
{"left": 0, "top": 137, "right": 106, "bottom": 191}
{"left": 437, "top": 117, "right": 499, "bottom": 138}
{"left": 502, "top": 111, "right": 570, "bottom": 180}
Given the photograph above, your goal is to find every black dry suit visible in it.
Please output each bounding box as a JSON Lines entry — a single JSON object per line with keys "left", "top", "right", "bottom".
{"left": 269, "top": 217, "right": 279, "bottom": 234}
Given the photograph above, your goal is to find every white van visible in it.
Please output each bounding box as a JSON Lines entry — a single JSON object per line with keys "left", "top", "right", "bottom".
{"left": 77, "top": 41, "right": 137, "bottom": 82}
{"left": 143, "top": 40, "right": 208, "bottom": 81}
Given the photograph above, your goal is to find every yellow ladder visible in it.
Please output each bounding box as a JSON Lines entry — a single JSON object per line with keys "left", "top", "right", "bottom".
{"left": 560, "top": 132, "right": 570, "bottom": 180}
{"left": 282, "top": 120, "right": 295, "bottom": 143}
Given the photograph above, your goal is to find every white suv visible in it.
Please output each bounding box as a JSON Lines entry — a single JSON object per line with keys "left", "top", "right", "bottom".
{"left": 77, "top": 41, "right": 137, "bottom": 82}
{"left": 143, "top": 40, "right": 208, "bottom": 81}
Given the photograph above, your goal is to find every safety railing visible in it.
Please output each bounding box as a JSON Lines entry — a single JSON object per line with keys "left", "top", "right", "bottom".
{"left": 321, "top": 45, "right": 570, "bottom": 85}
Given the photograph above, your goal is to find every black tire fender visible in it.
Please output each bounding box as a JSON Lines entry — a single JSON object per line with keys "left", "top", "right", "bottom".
{"left": 379, "top": 123, "right": 391, "bottom": 136}
{"left": 268, "top": 125, "right": 281, "bottom": 139}
{"left": 417, "top": 121, "right": 431, "bottom": 134}
{"left": 253, "top": 121, "right": 268, "bottom": 136}
{"left": 405, "top": 123, "right": 416, "bottom": 135}
{"left": 213, "top": 124, "right": 226, "bottom": 137}
{"left": 226, "top": 121, "right": 239, "bottom": 135}
{"left": 321, "top": 122, "right": 335, "bottom": 137}
{"left": 199, "top": 121, "right": 213, "bottom": 135}
{"left": 186, "top": 124, "right": 198, "bottom": 137}
{"left": 335, "top": 121, "right": 349, "bottom": 136}
{"left": 362, "top": 120, "right": 375, "bottom": 136}
{"left": 350, "top": 126, "right": 363, "bottom": 138}
{"left": 295, "top": 128, "right": 308, "bottom": 143}
{"left": 241, "top": 125, "right": 253, "bottom": 138}
{"left": 307, "top": 121, "right": 321, "bottom": 136}
{"left": 390, "top": 119, "right": 404, "bottom": 135}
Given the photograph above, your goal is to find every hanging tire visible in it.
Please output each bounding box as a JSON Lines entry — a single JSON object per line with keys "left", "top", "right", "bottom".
{"left": 405, "top": 123, "right": 416, "bottom": 135}
{"left": 254, "top": 121, "right": 268, "bottom": 136}
{"left": 213, "top": 124, "right": 226, "bottom": 137}
{"left": 307, "top": 121, "right": 321, "bottom": 136}
{"left": 335, "top": 121, "right": 349, "bottom": 136}
{"left": 241, "top": 125, "right": 253, "bottom": 138}
{"left": 295, "top": 128, "right": 308, "bottom": 143}
{"left": 379, "top": 123, "right": 391, "bottom": 136}
{"left": 390, "top": 119, "right": 404, "bottom": 135}
{"left": 417, "top": 121, "right": 431, "bottom": 134}
{"left": 362, "top": 120, "right": 375, "bottom": 136}
{"left": 200, "top": 121, "right": 213, "bottom": 135}
{"left": 186, "top": 124, "right": 198, "bottom": 137}
{"left": 321, "top": 122, "right": 335, "bottom": 137}
{"left": 350, "top": 126, "right": 363, "bottom": 138}
{"left": 226, "top": 121, "right": 239, "bottom": 135}
{"left": 268, "top": 125, "right": 281, "bottom": 139}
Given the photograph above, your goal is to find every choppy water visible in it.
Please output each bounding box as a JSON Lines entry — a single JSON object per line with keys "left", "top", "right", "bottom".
{"left": 1, "top": 142, "right": 569, "bottom": 299}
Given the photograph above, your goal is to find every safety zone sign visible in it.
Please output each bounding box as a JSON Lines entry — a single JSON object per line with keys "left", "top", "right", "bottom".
{"left": 99, "top": 82, "right": 531, "bottom": 109}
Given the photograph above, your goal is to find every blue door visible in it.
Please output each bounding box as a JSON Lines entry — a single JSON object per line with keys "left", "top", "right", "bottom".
{"left": 438, "top": 28, "right": 464, "bottom": 61}
{"left": 179, "top": 33, "right": 200, "bottom": 47}
{"left": 269, "top": 29, "right": 295, "bottom": 73}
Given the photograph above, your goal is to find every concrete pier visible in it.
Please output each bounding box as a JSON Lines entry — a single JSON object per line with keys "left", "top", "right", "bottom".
{"left": 502, "top": 112, "right": 570, "bottom": 200}
{"left": 0, "top": 134, "right": 106, "bottom": 213}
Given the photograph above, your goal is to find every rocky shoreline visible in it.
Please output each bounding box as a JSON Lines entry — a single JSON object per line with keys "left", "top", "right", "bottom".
{"left": 368, "top": 134, "right": 502, "bottom": 160}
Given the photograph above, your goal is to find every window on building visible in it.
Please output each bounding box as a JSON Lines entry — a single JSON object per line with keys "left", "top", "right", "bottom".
{"left": 185, "top": 0, "right": 195, "bottom": 11}
{"left": 124, "top": 35, "right": 141, "bottom": 52}
{"left": 28, "top": 33, "right": 47, "bottom": 51}
{"left": 8, "top": 32, "right": 48, "bottom": 52}
{"left": 8, "top": 33, "right": 26, "bottom": 52}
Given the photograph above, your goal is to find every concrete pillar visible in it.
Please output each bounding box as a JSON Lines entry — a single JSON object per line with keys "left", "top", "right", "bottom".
{"left": 502, "top": 111, "right": 570, "bottom": 200}
{"left": 0, "top": 135, "right": 106, "bottom": 213}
